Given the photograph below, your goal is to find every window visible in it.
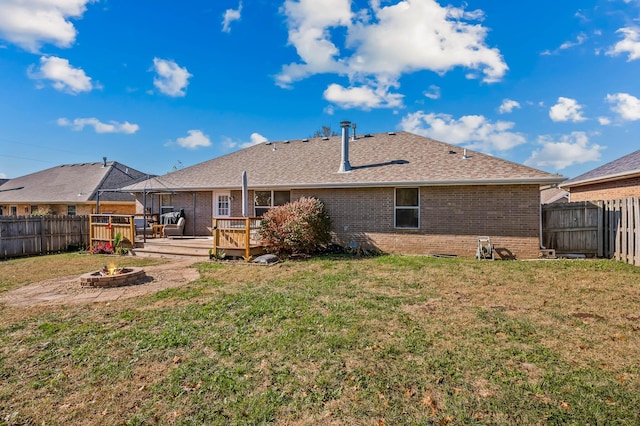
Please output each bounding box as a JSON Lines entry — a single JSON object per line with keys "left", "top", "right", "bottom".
{"left": 254, "top": 190, "right": 290, "bottom": 216}
{"left": 67, "top": 205, "right": 77, "bottom": 216}
{"left": 10, "top": 206, "right": 17, "bottom": 216}
{"left": 30, "top": 205, "right": 39, "bottom": 214}
{"left": 395, "top": 188, "right": 419, "bottom": 229}
{"left": 216, "top": 194, "right": 230, "bottom": 217}
{"left": 0, "top": 206, "right": 3, "bottom": 215}
{"left": 160, "top": 194, "right": 173, "bottom": 215}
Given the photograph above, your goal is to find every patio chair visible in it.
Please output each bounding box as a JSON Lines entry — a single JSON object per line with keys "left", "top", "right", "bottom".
{"left": 163, "top": 217, "right": 185, "bottom": 237}
{"left": 134, "top": 218, "right": 153, "bottom": 237}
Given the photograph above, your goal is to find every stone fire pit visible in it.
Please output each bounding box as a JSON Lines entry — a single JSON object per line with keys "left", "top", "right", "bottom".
{"left": 80, "top": 266, "right": 147, "bottom": 288}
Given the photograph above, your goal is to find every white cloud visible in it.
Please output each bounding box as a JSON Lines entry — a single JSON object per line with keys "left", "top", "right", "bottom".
{"left": 323, "top": 83, "right": 403, "bottom": 109}
{"left": 399, "top": 111, "right": 526, "bottom": 152}
{"left": 549, "top": 97, "right": 586, "bottom": 122}
{"left": 0, "top": 172, "right": 7, "bottom": 179}
{"left": 606, "top": 92, "right": 640, "bottom": 121}
{"left": 28, "top": 56, "right": 94, "bottom": 94}
{"left": 243, "top": 132, "right": 268, "bottom": 148}
{"left": 424, "top": 85, "right": 440, "bottom": 100}
{"left": 541, "top": 33, "right": 587, "bottom": 56}
{"left": 607, "top": 27, "right": 640, "bottom": 61}
{"left": 152, "top": 58, "right": 192, "bottom": 97}
{"left": 277, "top": 0, "right": 507, "bottom": 109}
{"left": 57, "top": 117, "right": 139, "bottom": 134}
{"left": 0, "top": 0, "right": 94, "bottom": 52}
{"left": 222, "top": 2, "right": 242, "bottom": 33}
{"left": 525, "top": 132, "right": 603, "bottom": 171}
{"left": 174, "top": 130, "right": 211, "bottom": 149}
{"left": 223, "top": 132, "right": 269, "bottom": 149}
{"left": 498, "top": 99, "right": 520, "bottom": 114}
{"left": 598, "top": 116, "right": 612, "bottom": 125}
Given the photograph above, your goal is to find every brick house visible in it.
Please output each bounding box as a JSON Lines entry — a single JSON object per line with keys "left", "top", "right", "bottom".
{"left": 0, "top": 158, "right": 150, "bottom": 216}
{"left": 561, "top": 148, "right": 640, "bottom": 202}
{"left": 123, "top": 123, "right": 563, "bottom": 258}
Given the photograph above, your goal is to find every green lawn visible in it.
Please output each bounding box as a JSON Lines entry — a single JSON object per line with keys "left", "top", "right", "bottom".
{"left": 1, "top": 254, "right": 639, "bottom": 425}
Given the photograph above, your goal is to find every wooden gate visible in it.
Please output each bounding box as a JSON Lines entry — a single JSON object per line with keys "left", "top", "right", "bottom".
{"left": 542, "top": 198, "right": 640, "bottom": 266}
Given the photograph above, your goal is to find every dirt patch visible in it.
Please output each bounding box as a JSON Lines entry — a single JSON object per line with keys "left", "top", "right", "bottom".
{"left": 0, "top": 259, "right": 200, "bottom": 307}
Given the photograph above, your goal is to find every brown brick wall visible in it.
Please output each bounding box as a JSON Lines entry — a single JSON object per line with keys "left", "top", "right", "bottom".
{"left": 294, "top": 185, "right": 541, "bottom": 259}
{"left": 568, "top": 177, "right": 640, "bottom": 202}
{"left": 132, "top": 185, "right": 542, "bottom": 258}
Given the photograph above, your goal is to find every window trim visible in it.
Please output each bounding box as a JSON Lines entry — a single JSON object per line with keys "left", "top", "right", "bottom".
{"left": 67, "top": 205, "right": 77, "bottom": 216}
{"left": 394, "top": 187, "right": 420, "bottom": 229}
{"left": 213, "top": 191, "right": 231, "bottom": 218}
{"left": 254, "top": 190, "right": 291, "bottom": 217}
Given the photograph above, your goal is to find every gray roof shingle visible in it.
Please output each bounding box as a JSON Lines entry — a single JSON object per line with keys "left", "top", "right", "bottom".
{"left": 124, "top": 131, "right": 563, "bottom": 192}
{"left": 0, "top": 161, "right": 150, "bottom": 203}
{"left": 561, "top": 148, "right": 640, "bottom": 188}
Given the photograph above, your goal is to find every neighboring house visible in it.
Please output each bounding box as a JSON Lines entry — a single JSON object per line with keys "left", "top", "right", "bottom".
{"left": 561, "top": 148, "right": 640, "bottom": 202}
{"left": 123, "top": 123, "right": 564, "bottom": 258}
{"left": 0, "top": 158, "right": 150, "bottom": 216}
{"left": 540, "top": 185, "right": 569, "bottom": 204}
{"left": 0, "top": 179, "right": 8, "bottom": 187}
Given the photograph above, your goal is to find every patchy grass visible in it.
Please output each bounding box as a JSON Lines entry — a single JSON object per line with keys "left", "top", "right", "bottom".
{"left": 0, "top": 253, "right": 165, "bottom": 294}
{"left": 1, "top": 255, "right": 640, "bottom": 424}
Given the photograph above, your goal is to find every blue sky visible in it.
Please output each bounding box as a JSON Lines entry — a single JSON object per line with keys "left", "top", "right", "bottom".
{"left": 1, "top": 0, "right": 640, "bottom": 180}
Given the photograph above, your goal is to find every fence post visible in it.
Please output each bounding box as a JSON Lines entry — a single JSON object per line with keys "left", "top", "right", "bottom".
{"left": 597, "top": 201, "right": 604, "bottom": 258}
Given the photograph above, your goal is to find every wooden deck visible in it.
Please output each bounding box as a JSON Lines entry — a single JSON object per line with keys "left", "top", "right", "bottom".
{"left": 132, "top": 236, "right": 214, "bottom": 259}
{"left": 212, "top": 217, "right": 264, "bottom": 260}
{"left": 131, "top": 217, "right": 266, "bottom": 260}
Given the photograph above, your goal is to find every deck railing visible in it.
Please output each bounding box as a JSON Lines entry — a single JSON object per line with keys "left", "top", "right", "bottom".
{"left": 89, "top": 214, "right": 135, "bottom": 248}
{"left": 212, "top": 217, "right": 263, "bottom": 260}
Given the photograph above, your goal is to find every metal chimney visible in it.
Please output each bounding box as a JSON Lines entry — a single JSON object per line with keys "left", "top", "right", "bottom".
{"left": 338, "top": 120, "right": 352, "bottom": 173}
{"left": 102, "top": 156, "right": 107, "bottom": 167}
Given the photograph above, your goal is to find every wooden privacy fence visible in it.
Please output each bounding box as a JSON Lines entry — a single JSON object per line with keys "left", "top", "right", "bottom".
{"left": 542, "top": 197, "right": 640, "bottom": 266}
{"left": 0, "top": 215, "right": 89, "bottom": 259}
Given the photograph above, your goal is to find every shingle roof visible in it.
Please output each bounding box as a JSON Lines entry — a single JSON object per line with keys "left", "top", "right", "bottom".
{"left": 561, "top": 148, "right": 640, "bottom": 188}
{"left": 540, "top": 186, "right": 569, "bottom": 204}
{"left": 0, "top": 161, "right": 150, "bottom": 204}
{"left": 124, "top": 131, "right": 563, "bottom": 192}
{"left": 0, "top": 179, "right": 9, "bottom": 187}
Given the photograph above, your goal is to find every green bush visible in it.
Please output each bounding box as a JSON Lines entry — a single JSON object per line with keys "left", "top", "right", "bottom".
{"left": 259, "top": 197, "right": 331, "bottom": 256}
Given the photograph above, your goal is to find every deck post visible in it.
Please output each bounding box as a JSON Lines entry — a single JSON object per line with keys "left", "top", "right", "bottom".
{"left": 213, "top": 218, "right": 219, "bottom": 255}
{"left": 245, "top": 217, "right": 251, "bottom": 260}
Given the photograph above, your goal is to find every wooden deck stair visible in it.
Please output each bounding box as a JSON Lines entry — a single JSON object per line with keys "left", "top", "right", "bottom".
{"left": 132, "top": 237, "right": 213, "bottom": 259}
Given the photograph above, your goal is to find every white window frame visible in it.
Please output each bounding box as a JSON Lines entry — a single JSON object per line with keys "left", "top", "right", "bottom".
{"left": 67, "top": 205, "right": 77, "bottom": 216}
{"left": 394, "top": 187, "right": 420, "bottom": 229}
{"left": 213, "top": 191, "right": 231, "bottom": 218}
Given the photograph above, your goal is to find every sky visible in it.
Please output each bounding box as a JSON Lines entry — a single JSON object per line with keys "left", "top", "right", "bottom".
{"left": 1, "top": 0, "right": 640, "bottom": 181}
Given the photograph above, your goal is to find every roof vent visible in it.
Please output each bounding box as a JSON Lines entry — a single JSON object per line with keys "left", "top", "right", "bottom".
{"left": 265, "top": 142, "right": 272, "bottom": 145}
{"left": 302, "top": 138, "right": 309, "bottom": 142}
{"left": 448, "top": 150, "right": 456, "bottom": 154}
{"left": 338, "top": 120, "right": 352, "bottom": 173}
{"left": 351, "top": 123, "right": 357, "bottom": 141}
{"left": 388, "top": 131, "right": 396, "bottom": 135}
{"left": 283, "top": 140, "right": 290, "bottom": 144}
{"left": 322, "top": 136, "right": 330, "bottom": 141}
{"left": 462, "top": 149, "right": 469, "bottom": 160}
{"left": 102, "top": 156, "right": 107, "bottom": 167}
{"left": 364, "top": 134, "right": 372, "bottom": 138}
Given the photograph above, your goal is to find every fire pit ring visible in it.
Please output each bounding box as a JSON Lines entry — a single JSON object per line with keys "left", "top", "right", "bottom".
{"left": 80, "top": 267, "right": 147, "bottom": 288}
